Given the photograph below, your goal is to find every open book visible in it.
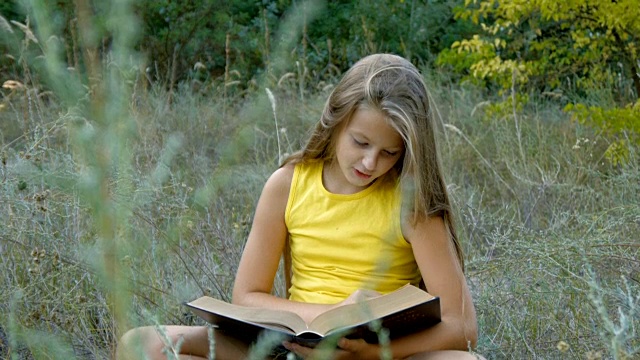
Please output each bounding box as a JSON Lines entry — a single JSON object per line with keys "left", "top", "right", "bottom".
{"left": 186, "top": 284, "right": 440, "bottom": 346}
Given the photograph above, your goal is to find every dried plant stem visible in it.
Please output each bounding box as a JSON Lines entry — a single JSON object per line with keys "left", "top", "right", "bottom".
{"left": 301, "top": 2, "right": 307, "bottom": 69}
{"left": 70, "top": 18, "right": 79, "bottom": 71}
{"left": 224, "top": 33, "right": 230, "bottom": 122}
{"left": 207, "top": 326, "right": 216, "bottom": 360}
{"left": 263, "top": 8, "right": 270, "bottom": 75}
{"left": 168, "top": 44, "right": 178, "bottom": 105}
{"left": 265, "top": 88, "right": 281, "bottom": 163}
{"left": 74, "top": 0, "right": 100, "bottom": 88}
{"left": 300, "top": 2, "right": 307, "bottom": 101}
{"left": 512, "top": 68, "right": 526, "bottom": 165}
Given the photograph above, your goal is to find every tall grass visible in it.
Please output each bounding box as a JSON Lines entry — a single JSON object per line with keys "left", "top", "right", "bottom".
{"left": 434, "top": 83, "right": 640, "bottom": 358}
{"left": 1, "top": 1, "right": 639, "bottom": 359}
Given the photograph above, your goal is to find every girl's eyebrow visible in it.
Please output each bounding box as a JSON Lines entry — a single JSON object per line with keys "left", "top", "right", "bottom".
{"left": 385, "top": 146, "right": 404, "bottom": 152}
{"left": 351, "top": 131, "right": 403, "bottom": 151}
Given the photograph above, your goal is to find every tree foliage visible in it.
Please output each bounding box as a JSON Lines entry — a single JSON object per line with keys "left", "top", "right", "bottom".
{"left": 134, "top": 0, "right": 286, "bottom": 82}
{"left": 2, "top": 0, "right": 638, "bottom": 164}
{"left": 130, "top": 0, "right": 473, "bottom": 85}
{"left": 565, "top": 100, "right": 640, "bottom": 165}
{"left": 0, "top": 0, "right": 473, "bottom": 86}
{"left": 438, "top": 0, "right": 640, "bottom": 100}
{"left": 437, "top": 0, "right": 640, "bottom": 164}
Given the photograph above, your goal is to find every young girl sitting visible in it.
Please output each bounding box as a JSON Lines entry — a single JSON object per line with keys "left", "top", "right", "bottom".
{"left": 117, "top": 53, "right": 481, "bottom": 359}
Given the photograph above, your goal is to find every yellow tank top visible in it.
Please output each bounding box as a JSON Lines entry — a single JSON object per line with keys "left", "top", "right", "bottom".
{"left": 285, "top": 161, "right": 422, "bottom": 304}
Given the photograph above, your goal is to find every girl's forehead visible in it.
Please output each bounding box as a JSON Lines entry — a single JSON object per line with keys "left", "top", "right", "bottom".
{"left": 345, "top": 108, "right": 404, "bottom": 148}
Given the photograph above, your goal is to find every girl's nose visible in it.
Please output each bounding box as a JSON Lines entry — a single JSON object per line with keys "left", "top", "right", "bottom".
{"left": 362, "top": 152, "right": 377, "bottom": 171}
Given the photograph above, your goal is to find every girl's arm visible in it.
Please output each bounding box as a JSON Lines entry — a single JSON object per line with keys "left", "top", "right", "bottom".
{"left": 283, "top": 215, "right": 478, "bottom": 360}
{"left": 231, "top": 164, "right": 333, "bottom": 324}
{"left": 387, "top": 214, "right": 478, "bottom": 356}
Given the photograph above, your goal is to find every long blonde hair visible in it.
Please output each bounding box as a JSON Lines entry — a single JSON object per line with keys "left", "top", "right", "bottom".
{"left": 282, "top": 54, "right": 464, "bottom": 270}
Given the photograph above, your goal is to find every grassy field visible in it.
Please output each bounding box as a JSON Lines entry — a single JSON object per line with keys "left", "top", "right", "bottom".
{"left": 1, "top": 3, "right": 639, "bottom": 359}
{"left": 1, "top": 68, "right": 639, "bottom": 359}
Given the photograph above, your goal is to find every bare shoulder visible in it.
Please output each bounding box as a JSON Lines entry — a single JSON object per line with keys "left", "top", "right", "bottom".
{"left": 270, "top": 163, "right": 295, "bottom": 184}
{"left": 402, "top": 213, "right": 448, "bottom": 245}
{"left": 257, "top": 162, "right": 296, "bottom": 211}
{"left": 264, "top": 163, "right": 295, "bottom": 195}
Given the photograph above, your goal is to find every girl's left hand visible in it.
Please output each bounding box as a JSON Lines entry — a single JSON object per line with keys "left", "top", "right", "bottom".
{"left": 283, "top": 338, "right": 380, "bottom": 360}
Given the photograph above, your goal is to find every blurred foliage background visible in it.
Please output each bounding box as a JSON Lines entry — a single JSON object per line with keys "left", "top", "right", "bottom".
{"left": 0, "top": 0, "right": 473, "bottom": 86}
{"left": 2, "top": 0, "right": 638, "bottom": 153}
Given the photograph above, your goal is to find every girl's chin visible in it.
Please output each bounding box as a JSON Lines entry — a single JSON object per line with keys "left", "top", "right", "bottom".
{"left": 349, "top": 172, "right": 376, "bottom": 188}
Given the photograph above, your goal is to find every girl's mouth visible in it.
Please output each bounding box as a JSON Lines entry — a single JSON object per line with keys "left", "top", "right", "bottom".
{"left": 354, "top": 168, "right": 372, "bottom": 179}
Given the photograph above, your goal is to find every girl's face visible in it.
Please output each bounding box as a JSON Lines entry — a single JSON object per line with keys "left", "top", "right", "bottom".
{"left": 325, "top": 107, "right": 404, "bottom": 194}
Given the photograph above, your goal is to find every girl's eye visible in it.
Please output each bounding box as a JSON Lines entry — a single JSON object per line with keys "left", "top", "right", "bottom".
{"left": 384, "top": 150, "right": 398, "bottom": 156}
{"left": 353, "top": 138, "right": 367, "bottom": 147}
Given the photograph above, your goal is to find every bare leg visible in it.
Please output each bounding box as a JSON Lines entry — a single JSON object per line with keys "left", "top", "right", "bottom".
{"left": 116, "top": 325, "right": 251, "bottom": 360}
{"left": 406, "top": 350, "right": 486, "bottom": 360}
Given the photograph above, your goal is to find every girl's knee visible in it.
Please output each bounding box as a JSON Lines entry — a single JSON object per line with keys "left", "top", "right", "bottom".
{"left": 116, "top": 326, "right": 159, "bottom": 360}
{"left": 115, "top": 325, "right": 253, "bottom": 360}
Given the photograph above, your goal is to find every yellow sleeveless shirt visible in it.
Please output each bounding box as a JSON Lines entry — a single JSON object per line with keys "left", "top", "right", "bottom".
{"left": 285, "top": 161, "right": 422, "bottom": 304}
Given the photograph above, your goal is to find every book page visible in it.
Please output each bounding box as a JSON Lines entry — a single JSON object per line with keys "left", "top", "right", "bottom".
{"left": 308, "top": 284, "right": 435, "bottom": 335}
{"left": 187, "top": 296, "right": 309, "bottom": 334}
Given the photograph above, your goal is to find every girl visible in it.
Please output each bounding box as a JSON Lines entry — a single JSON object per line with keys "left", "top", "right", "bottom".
{"left": 117, "top": 54, "right": 480, "bottom": 359}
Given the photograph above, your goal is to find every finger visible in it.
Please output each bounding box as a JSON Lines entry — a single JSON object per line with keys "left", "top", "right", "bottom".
{"left": 282, "top": 341, "right": 314, "bottom": 358}
{"left": 338, "top": 338, "right": 366, "bottom": 351}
